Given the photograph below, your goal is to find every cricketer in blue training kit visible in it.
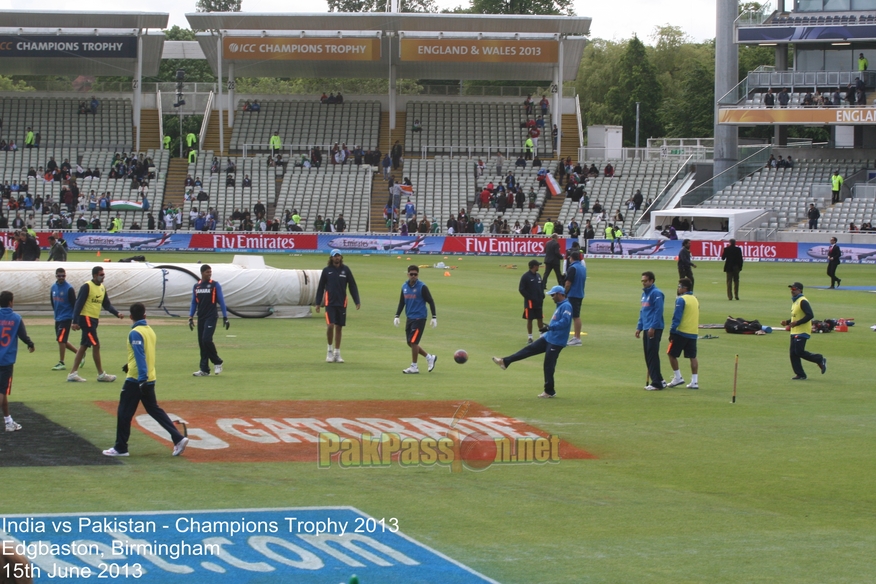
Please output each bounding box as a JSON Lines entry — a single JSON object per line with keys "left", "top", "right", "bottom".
{"left": 563, "top": 250, "right": 587, "bottom": 345}
{"left": 50, "top": 267, "right": 77, "bottom": 371}
{"left": 394, "top": 265, "right": 438, "bottom": 374}
{"left": 493, "top": 285, "right": 573, "bottom": 398}
{"left": 0, "top": 291, "right": 36, "bottom": 432}
{"left": 636, "top": 271, "right": 666, "bottom": 390}
{"left": 189, "top": 264, "right": 229, "bottom": 377}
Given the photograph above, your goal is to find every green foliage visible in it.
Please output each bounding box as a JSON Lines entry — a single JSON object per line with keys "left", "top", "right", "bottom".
{"left": 661, "top": 60, "right": 716, "bottom": 138}
{"left": 463, "top": 0, "right": 574, "bottom": 15}
{"left": 233, "top": 77, "right": 422, "bottom": 95}
{"left": 162, "top": 114, "right": 204, "bottom": 158}
{"left": 155, "top": 27, "right": 216, "bottom": 84}
{"left": 326, "top": 0, "right": 438, "bottom": 12}
{"left": 739, "top": 44, "right": 775, "bottom": 80}
{"left": 603, "top": 36, "right": 664, "bottom": 146}
{"left": 574, "top": 39, "right": 625, "bottom": 128}
{"left": 196, "top": 0, "right": 241, "bottom": 12}
{"left": 0, "top": 76, "right": 34, "bottom": 92}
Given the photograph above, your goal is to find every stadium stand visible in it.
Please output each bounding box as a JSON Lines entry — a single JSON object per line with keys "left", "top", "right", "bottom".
{"left": 472, "top": 157, "right": 556, "bottom": 229}
{"left": 404, "top": 102, "right": 552, "bottom": 158}
{"left": 814, "top": 198, "right": 876, "bottom": 231}
{"left": 1, "top": 148, "right": 168, "bottom": 230}
{"left": 556, "top": 159, "right": 682, "bottom": 234}
{"left": 275, "top": 164, "right": 372, "bottom": 232}
{"left": 700, "top": 159, "right": 862, "bottom": 230}
{"left": 231, "top": 100, "right": 381, "bottom": 153}
{"left": 0, "top": 97, "right": 132, "bottom": 149}
{"left": 398, "top": 157, "right": 479, "bottom": 228}
{"left": 181, "top": 151, "right": 278, "bottom": 226}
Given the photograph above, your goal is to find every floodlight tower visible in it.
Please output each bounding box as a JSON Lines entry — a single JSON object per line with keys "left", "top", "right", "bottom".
{"left": 714, "top": 0, "right": 739, "bottom": 180}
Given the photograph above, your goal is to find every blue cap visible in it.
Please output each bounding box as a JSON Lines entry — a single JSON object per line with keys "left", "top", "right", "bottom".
{"left": 330, "top": 249, "right": 342, "bottom": 257}
{"left": 548, "top": 285, "right": 566, "bottom": 296}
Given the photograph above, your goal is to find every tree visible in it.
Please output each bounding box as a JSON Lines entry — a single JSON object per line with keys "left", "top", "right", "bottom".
{"left": 574, "top": 39, "right": 625, "bottom": 128}
{"left": 156, "top": 26, "right": 216, "bottom": 84}
{"left": 0, "top": 77, "right": 34, "bottom": 92}
{"left": 326, "top": 0, "right": 438, "bottom": 12}
{"left": 464, "top": 0, "right": 573, "bottom": 16}
{"left": 196, "top": 0, "right": 241, "bottom": 12}
{"left": 603, "top": 36, "right": 663, "bottom": 146}
{"left": 661, "top": 60, "right": 715, "bottom": 138}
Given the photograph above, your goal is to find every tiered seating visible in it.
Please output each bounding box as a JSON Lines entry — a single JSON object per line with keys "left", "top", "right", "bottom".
{"left": 555, "top": 159, "right": 681, "bottom": 233}
{"left": 814, "top": 198, "right": 875, "bottom": 230}
{"left": 473, "top": 158, "right": 557, "bottom": 228}
{"left": 405, "top": 102, "right": 552, "bottom": 158}
{"left": 0, "top": 97, "right": 132, "bottom": 149}
{"left": 182, "top": 151, "right": 276, "bottom": 224}
{"left": 1, "top": 148, "right": 168, "bottom": 230}
{"left": 275, "top": 164, "right": 371, "bottom": 232}
{"left": 771, "top": 14, "right": 876, "bottom": 25}
{"left": 744, "top": 91, "right": 869, "bottom": 106}
{"left": 700, "top": 159, "right": 861, "bottom": 230}
{"left": 401, "top": 157, "right": 479, "bottom": 226}
{"left": 231, "top": 101, "right": 380, "bottom": 152}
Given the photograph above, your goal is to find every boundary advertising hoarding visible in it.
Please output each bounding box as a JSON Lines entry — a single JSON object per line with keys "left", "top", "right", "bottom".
{"left": 9, "top": 232, "right": 876, "bottom": 263}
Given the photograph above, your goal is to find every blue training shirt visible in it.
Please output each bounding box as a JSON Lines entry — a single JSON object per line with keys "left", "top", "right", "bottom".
{"left": 396, "top": 279, "right": 436, "bottom": 320}
{"left": 50, "top": 281, "right": 76, "bottom": 321}
{"left": 0, "top": 307, "right": 34, "bottom": 366}
{"left": 637, "top": 283, "right": 665, "bottom": 331}
{"left": 543, "top": 298, "right": 573, "bottom": 346}
{"left": 564, "top": 260, "right": 587, "bottom": 299}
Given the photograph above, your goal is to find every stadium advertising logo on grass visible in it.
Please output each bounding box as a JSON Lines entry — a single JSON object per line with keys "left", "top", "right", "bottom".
{"left": 94, "top": 400, "right": 594, "bottom": 465}
{"left": 0, "top": 508, "right": 499, "bottom": 583}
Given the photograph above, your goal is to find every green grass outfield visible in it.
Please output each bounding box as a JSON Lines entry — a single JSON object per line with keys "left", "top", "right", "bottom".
{"left": 4, "top": 251, "right": 876, "bottom": 583}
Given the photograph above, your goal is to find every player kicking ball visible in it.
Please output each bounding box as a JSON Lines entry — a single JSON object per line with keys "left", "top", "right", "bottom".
{"left": 394, "top": 265, "right": 438, "bottom": 374}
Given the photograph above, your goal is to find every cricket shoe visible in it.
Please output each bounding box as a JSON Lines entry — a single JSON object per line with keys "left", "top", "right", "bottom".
{"left": 334, "top": 351, "right": 344, "bottom": 363}
{"left": 172, "top": 437, "right": 189, "bottom": 456}
{"left": 492, "top": 357, "right": 506, "bottom": 370}
{"left": 820, "top": 358, "right": 827, "bottom": 375}
{"left": 102, "top": 448, "right": 129, "bottom": 457}
{"left": 67, "top": 372, "right": 87, "bottom": 382}
{"left": 791, "top": 375, "right": 807, "bottom": 380}
{"left": 402, "top": 365, "right": 420, "bottom": 374}
{"left": 427, "top": 354, "right": 437, "bottom": 372}
{"left": 52, "top": 362, "right": 66, "bottom": 371}
{"left": 97, "top": 372, "right": 117, "bottom": 382}
{"left": 192, "top": 370, "right": 211, "bottom": 377}
{"left": 214, "top": 363, "right": 223, "bottom": 375}
{"left": 5, "top": 421, "right": 22, "bottom": 432}
{"left": 566, "top": 337, "right": 582, "bottom": 346}
{"left": 666, "top": 378, "right": 685, "bottom": 388}
{"left": 326, "top": 348, "right": 335, "bottom": 362}
{"left": 537, "top": 392, "right": 555, "bottom": 399}
{"left": 644, "top": 384, "right": 664, "bottom": 391}
{"left": 686, "top": 382, "right": 699, "bottom": 389}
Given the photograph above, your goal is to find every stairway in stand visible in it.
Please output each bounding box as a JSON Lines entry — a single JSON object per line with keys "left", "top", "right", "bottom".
{"left": 369, "top": 111, "right": 406, "bottom": 231}
{"left": 163, "top": 158, "right": 190, "bottom": 208}
{"left": 537, "top": 193, "right": 565, "bottom": 228}
{"left": 137, "top": 109, "right": 161, "bottom": 151}
{"left": 202, "top": 111, "right": 231, "bottom": 155}
{"left": 559, "top": 114, "right": 580, "bottom": 162}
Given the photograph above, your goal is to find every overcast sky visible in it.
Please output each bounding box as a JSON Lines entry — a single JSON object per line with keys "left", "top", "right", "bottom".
{"left": 2, "top": 0, "right": 717, "bottom": 44}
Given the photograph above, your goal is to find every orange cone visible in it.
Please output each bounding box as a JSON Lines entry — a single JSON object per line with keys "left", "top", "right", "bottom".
{"left": 444, "top": 271, "right": 451, "bottom": 277}
{"left": 96, "top": 251, "right": 101, "bottom": 257}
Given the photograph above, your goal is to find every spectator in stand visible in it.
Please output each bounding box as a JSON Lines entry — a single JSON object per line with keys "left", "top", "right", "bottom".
{"left": 763, "top": 88, "right": 775, "bottom": 107}
{"left": 515, "top": 155, "right": 527, "bottom": 168}
{"left": 532, "top": 154, "right": 542, "bottom": 168}
{"left": 225, "top": 174, "right": 236, "bottom": 187}
{"left": 412, "top": 119, "right": 422, "bottom": 132}
{"left": 604, "top": 162, "right": 615, "bottom": 177}
{"left": 552, "top": 124, "right": 558, "bottom": 151}
{"left": 90, "top": 96, "right": 100, "bottom": 114}
{"left": 777, "top": 88, "right": 791, "bottom": 108}
{"left": 524, "top": 94, "right": 534, "bottom": 116}
{"left": 25, "top": 127, "right": 34, "bottom": 148}
{"left": 539, "top": 95, "right": 549, "bottom": 116}
{"left": 382, "top": 153, "right": 392, "bottom": 180}
{"left": 243, "top": 175, "right": 251, "bottom": 187}
{"left": 391, "top": 140, "right": 403, "bottom": 170}
{"left": 807, "top": 204, "right": 820, "bottom": 230}
{"left": 801, "top": 91, "right": 814, "bottom": 107}
{"left": 251, "top": 100, "right": 261, "bottom": 112}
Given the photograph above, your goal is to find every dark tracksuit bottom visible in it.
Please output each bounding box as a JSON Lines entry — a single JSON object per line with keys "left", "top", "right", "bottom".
{"left": 643, "top": 329, "right": 664, "bottom": 387}
{"left": 114, "top": 379, "right": 184, "bottom": 453}
{"left": 502, "top": 337, "right": 564, "bottom": 395}
{"left": 198, "top": 316, "right": 223, "bottom": 373}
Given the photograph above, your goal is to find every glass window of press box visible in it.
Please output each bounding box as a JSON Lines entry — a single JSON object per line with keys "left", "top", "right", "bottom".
{"left": 796, "top": 0, "right": 876, "bottom": 11}
{"left": 796, "top": 47, "right": 876, "bottom": 70}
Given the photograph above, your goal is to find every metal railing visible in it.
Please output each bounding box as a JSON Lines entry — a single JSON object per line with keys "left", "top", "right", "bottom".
{"left": 574, "top": 94, "right": 584, "bottom": 152}
{"left": 735, "top": 2, "right": 773, "bottom": 27}
{"left": 634, "top": 156, "right": 694, "bottom": 233}
{"left": 416, "top": 144, "right": 546, "bottom": 158}
{"left": 577, "top": 147, "right": 712, "bottom": 162}
{"left": 199, "top": 91, "right": 214, "bottom": 152}
{"left": 157, "top": 89, "right": 164, "bottom": 150}
{"left": 680, "top": 145, "right": 772, "bottom": 207}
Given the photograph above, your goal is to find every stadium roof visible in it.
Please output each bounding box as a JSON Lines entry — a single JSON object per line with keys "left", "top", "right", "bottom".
{"left": 188, "top": 12, "right": 589, "bottom": 81}
{"left": 0, "top": 10, "right": 168, "bottom": 30}
{"left": 0, "top": 11, "right": 168, "bottom": 76}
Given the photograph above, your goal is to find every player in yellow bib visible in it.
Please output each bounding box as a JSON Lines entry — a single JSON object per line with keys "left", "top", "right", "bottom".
{"left": 781, "top": 282, "right": 827, "bottom": 380}
{"left": 103, "top": 303, "right": 188, "bottom": 457}
{"left": 67, "top": 266, "right": 124, "bottom": 383}
{"left": 666, "top": 278, "right": 700, "bottom": 389}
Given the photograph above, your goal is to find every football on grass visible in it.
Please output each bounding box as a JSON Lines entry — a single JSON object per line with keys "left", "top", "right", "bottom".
{"left": 453, "top": 350, "right": 469, "bottom": 364}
